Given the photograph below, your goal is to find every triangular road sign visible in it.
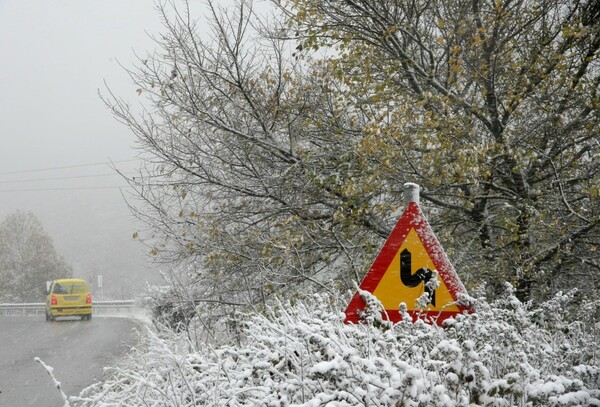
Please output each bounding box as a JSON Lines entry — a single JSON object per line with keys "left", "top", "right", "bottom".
{"left": 344, "top": 201, "right": 474, "bottom": 325}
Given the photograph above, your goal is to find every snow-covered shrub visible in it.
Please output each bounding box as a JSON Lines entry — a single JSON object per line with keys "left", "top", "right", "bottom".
{"left": 149, "top": 284, "right": 197, "bottom": 332}
{"left": 74, "top": 286, "right": 599, "bottom": 406}
{"left": 145, "top": 267, "right": 242, "bottom": 345}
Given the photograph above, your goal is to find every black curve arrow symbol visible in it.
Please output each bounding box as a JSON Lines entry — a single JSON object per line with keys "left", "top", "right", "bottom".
{"left": 400, "top": 248, "right": 436, "bottom": 307}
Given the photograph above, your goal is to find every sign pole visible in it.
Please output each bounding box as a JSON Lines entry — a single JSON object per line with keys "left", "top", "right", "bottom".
{"left": 403, "top": 182, "right": 420, "bottom": 204}
{"left": 98, "top": 275, "right": 103, "bottom": 301}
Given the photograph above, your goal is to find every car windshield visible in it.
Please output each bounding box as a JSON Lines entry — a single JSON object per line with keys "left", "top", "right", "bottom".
{"left": 53, "top": 283, "right": 86, "bottom": 294}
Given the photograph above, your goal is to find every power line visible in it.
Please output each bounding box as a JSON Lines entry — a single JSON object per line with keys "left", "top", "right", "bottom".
{"left": 0, "top": 186, "right": 132, "bottom": 192}
{"left": 0, "top": 159, "right": 140, "bottom": 176}
{"left": 0, "top": 172, "right": 132, "bottom": 184}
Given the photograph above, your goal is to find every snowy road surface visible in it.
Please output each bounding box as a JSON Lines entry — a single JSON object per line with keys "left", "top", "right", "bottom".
{"left": 0, "top": 316, "right": 140, "bottom": 406}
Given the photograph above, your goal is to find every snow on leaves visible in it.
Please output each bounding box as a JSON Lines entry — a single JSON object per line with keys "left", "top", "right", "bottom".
{"left": 73, "top": 287, "right": 599, "bottom": 406}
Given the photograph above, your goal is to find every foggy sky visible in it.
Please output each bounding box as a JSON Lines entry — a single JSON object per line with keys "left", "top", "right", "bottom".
{"left": 0, "top": 0, "right": 200, "bottom": 297}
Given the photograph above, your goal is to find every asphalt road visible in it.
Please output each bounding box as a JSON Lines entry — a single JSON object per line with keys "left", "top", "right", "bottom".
{"left": 0, "top": 315, "right": 140, "bottom": 407}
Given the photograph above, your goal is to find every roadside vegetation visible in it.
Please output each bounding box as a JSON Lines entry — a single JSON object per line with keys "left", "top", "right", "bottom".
{"left": 70, "top": 0, "right": 600, "bottom": 404}
{"left": 74, "top": 287, "right": 599, "bottom": 406}
{"left": 110, "top": 0, "right": 599, "bottom": 315}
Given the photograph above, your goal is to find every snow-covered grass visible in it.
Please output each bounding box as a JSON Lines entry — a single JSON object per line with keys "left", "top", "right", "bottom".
{"left": 72, "top": 285, "right": 599, "bottom": 406}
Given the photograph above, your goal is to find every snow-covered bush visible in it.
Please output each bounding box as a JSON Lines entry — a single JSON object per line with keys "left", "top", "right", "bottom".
{"left": 74, "top": 286, "right": 599, "bottom": 406}
{"left": 144, "top": 266, "right": 243, "bottom": 345}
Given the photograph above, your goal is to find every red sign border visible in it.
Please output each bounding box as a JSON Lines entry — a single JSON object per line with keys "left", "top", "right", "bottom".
{"left": 344, "top": 201, "right": 474, "bottom": 325}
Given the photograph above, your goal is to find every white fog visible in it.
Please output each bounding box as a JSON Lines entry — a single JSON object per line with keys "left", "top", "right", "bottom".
{"left": 0, "top": 0, "right": 170, "bottom": 296}
{"left": 1, "top": 0, "right": 598, "bottom": 406}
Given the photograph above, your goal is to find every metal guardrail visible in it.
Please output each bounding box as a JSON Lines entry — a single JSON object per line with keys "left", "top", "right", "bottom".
{"left": 0, "top": 300, "right": 136, "bottom": 315}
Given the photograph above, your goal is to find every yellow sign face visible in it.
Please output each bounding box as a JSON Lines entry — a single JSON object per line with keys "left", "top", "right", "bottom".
{"left": 372, "top": 228, "right": 460, "bottom": 312}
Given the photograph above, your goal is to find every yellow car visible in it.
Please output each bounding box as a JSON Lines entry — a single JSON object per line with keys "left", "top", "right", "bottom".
{"left": 45, "top": 278, "right": 93, "bottom": 321}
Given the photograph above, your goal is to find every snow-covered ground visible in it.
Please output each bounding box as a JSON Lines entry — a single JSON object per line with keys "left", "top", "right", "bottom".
{"left": 65, "top": 285, "right": 599, "bottom": 406}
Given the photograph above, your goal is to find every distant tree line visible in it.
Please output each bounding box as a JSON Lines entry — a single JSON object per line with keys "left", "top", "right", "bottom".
{"left": 0, "top": 211, "right": 72, "bottom": 302}
{"left": 107, "top": 0, "right": 599, "bottom": 324}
